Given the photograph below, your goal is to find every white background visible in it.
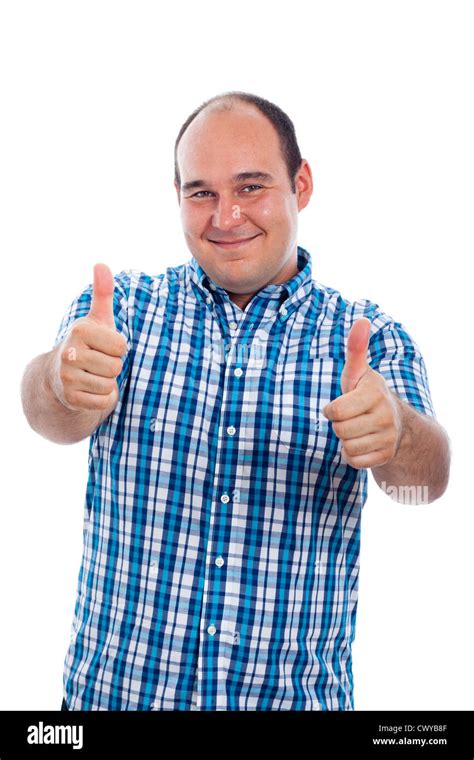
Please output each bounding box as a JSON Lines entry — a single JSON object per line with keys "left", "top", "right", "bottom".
{"left": 1, "top": 0, "right": 472, "bottom": 710}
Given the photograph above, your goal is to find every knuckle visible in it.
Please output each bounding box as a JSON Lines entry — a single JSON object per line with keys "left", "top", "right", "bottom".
{"left": 60, "top": 347, "right": 74, "bottom": 364}
{"left": 377, "top": 450, "right": 391, "bottom": 465}
{"left": 388, "top": 431, "right": 398, "bottom": 447}
{"left": 70, "top": 320, "right": 87, "bottom": 339}
{"left": 94, "top": 390, "right": 116, "bottom": 411}
{"left": 344, "top": 439, "right": 356, "bottom": 455}
{"left": 102, "top": 392, "right": 116, "bottom": 409}
{"left": 115, "top": 335, "right": 128, "bottom": 355}
{"left": 111, "top": 357, "right": 123, "bottom": 376}
{"left": 86, "top": 393, "right": 108, "bottom": 411}
{"left": 103, "top": 378, "right": 116, "bottom": 393}
{"left": 64, "top": 388, "right": 79, "bottom": 407}
{"left": 93, "top": 395, "right": 109, "bottom": 410}
{"left": 59, "top": 365, "right": 72, "bottom": 386}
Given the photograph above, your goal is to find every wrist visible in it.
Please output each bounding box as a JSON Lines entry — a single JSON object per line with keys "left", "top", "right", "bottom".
{"left": 390, "top": 393, "right": 415, "bottom": 462}
{"left": 44, "top": 347, "right": 71, "bottom": 410}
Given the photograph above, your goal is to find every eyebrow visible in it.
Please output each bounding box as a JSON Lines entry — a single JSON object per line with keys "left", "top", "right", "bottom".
{"left": 181, "top": 171, "right": 274, "bottom": 194}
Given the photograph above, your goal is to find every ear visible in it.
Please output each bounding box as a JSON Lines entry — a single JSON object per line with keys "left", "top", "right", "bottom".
{"left": 295, "top": 159, "right": 313, "bottom": 212}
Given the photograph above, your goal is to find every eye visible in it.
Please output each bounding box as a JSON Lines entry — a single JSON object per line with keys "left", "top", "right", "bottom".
{"left": 189, "top": 190, "right": 214, "bottom": 198}
{"left": 188, "top": 185, "right": 263, "bottom": 199}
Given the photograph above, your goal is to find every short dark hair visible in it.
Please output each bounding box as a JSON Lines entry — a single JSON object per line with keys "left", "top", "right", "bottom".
{"left": 174, "top": 91, "right": 302, "bottom": 193}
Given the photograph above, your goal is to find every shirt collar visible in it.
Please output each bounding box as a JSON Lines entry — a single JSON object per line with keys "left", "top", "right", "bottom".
{"left": 187, "top": 245, "right": 313, "bottom": 314}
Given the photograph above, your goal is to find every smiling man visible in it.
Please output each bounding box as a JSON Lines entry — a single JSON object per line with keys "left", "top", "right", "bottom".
{"left": 21, "top": 90, "right": 450, "bottom": 712}
{"left": 175, "top": 97, "right": 308, "bottom": 309}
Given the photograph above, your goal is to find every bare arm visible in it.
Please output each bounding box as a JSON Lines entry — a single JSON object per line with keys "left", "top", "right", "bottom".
{"left": 21, "top": 264, "right": 128, "bottom": 445}
{"left": 323, "top": 318, "right": 450, "bottom": 504}
{"left": 21, "top": 345, "right": 115, "bottom": 445}
{"left": 370, "top": 392, "right": 451, "bottom": 503}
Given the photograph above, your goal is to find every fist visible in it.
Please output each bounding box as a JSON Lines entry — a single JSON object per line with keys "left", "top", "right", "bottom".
{"left": 52, "top": 263, "right": 128, "bottom": 412}
{"left": 322, "top": 318, "right": 402, "bottom": 469}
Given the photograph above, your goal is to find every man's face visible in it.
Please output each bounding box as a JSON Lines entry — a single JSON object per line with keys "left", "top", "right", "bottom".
{"left": 175, "top": 103, "right": 312, "bottom": 300}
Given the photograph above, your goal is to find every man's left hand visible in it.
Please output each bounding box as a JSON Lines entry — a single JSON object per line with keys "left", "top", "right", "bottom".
{"left": 322, "top": 318, "right": 403, "bottom": 469}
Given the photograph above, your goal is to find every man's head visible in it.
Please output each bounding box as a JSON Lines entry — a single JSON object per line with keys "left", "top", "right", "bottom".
{"left": 174, "top": 91, "right": 313, "bottom": 308}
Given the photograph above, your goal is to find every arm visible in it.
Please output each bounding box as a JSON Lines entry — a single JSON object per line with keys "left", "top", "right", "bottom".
{"left": 323, "top": 318, "right": 451, "bottom": 505}
{"left": 370, "top": 391, "right": 451, "bottom": 504}
{"left": 21, "top": 264, "right": 128, "bottom": 445}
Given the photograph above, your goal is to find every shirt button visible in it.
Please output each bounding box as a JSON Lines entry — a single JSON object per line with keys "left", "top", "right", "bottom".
{"left": 280, "top": 307, "right": 288, "bottom": 316}
{"left": 207, "top": 625, "right": 217, "bottom": 636}
{"left": 227, "top": 426, "right": 236, "bottom": 436}
{"left": 220, "top": 493, "right": 230, "bottom": 504}
{"left": 215, "top": 556, "right": 224, "bottom": 567}
{"left": 209, "top": 282, "right": 216, "bottom": 290}
{"left": 234, "top": 367, "right": 243, "bottom": 377}
{"left": 229, "top": 321, "right": 238, "bottom": 330}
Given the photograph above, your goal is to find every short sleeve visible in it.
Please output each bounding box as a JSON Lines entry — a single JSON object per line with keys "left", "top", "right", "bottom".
{"left": 52, "top": 270, "right": 132, "bottom": 395}
{"left": 368, "top": 321, "right": 436, "bottom": 419}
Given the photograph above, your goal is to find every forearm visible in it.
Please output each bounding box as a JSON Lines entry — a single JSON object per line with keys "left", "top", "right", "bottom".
{"left": 371, "top": 392, "right": 451, "bottom": 503}
{"left": 21, "top": 347, "right": 107, "bottom": 444}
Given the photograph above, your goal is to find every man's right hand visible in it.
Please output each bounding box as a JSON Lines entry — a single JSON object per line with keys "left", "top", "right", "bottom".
{"left": 51, "top": 264, "right": 128, "bottom": 412}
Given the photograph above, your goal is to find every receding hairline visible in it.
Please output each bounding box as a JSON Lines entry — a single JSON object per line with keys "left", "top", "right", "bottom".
{"left": 177, "top": 96, "right": 274, "bottom": 148}
{"left": 175, "top": 96, "right": 285, "bottom": 178}
{"left": 174, "top": 90, "right": 302, "bottom": 193}
{"left": 195, "top": 94, "right": 255, "bottom": 114}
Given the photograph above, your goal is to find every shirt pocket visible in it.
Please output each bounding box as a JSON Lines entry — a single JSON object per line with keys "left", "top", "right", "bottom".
{"left": 273, "top": 356, "right": 342, "bottom": 458}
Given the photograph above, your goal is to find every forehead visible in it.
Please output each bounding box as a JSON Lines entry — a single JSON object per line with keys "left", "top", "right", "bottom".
{"left": 176, "top": 103, "right": 285, "bottom": 181}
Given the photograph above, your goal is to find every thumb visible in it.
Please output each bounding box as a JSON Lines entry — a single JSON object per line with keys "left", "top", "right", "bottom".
{"left": 88, "top": 263, "right": 116, "bottom": 328}
{"left": 341, "top": 317, "right": 371, "bottom": 394}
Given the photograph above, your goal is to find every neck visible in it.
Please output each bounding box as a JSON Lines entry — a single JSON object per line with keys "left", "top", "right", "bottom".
{"left": 227, "top": 247, "right": 299, "bottom": 312}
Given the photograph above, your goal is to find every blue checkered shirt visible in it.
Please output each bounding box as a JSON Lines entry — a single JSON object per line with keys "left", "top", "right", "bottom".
{"left": 54, "top": 245, "right": 436, "bottom": 710}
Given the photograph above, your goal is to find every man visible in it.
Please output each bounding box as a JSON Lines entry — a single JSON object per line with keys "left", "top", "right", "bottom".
{"left": 21, "top": 91, "right": 450, "bottom": 711}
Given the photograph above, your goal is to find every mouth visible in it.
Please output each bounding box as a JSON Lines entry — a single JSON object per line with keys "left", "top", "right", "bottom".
{"left": 208, "top": 233, "right": 261, "bottom": 249}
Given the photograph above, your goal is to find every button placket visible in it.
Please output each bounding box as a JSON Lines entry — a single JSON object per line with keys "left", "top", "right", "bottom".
{"left": 200, "top": 306, "right": 263, "bottom": 699}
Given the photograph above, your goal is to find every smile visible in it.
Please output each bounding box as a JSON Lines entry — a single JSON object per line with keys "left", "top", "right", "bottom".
{"left": 208, "top": 234, "right": 261, "bottom": 249}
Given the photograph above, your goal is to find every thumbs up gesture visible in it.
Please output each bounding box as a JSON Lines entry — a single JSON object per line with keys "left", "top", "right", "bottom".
{"left": 322, "top": 318, "right": 402, "bottom": 469}
{"left": 52, "top": 264, "right": 128, "bottom": 413}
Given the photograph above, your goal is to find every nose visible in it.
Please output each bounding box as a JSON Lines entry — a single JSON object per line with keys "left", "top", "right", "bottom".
{"left": 211, "top": 194, "right": 246, "bottom": 232}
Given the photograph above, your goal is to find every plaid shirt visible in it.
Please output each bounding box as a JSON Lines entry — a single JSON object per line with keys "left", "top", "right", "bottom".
{"left": 54, "top": 245, "right": 436, "bottom": 710}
